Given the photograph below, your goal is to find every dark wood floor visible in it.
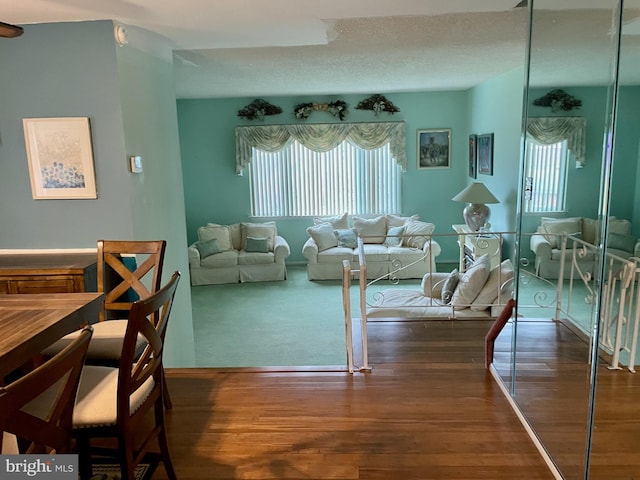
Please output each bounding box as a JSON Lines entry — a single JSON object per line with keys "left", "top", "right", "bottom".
{"left": 159, "top": 320, "right": 557, "bottom": 480}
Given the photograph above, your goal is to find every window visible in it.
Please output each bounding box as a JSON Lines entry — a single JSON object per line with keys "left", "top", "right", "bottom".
{"left": 249, "top": 139, "right": 401, "bottom": 217}
{"left": 523, "top": 138, "right": 568, "bottom": 213}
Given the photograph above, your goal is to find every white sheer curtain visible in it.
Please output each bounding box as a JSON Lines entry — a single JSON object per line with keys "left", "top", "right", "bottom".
{"left": 526, "top": 117, "right": 586, "bottom": 166}
{"left": 236, "top": 122, "right": 407, "bottom": 175}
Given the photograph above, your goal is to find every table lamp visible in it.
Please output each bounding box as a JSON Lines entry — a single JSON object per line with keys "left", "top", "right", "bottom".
{"left": 452, "top": 182, "right": 499, "bottom": 231}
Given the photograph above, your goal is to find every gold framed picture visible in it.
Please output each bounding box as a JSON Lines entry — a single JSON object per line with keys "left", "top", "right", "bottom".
{"left": 23, "top": 117, "right": 97, "bottom": 199}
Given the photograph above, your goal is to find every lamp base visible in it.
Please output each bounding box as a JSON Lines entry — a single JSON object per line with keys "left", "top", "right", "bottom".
{"left": 463, "top": 203, "right": 490, "bottom": 231}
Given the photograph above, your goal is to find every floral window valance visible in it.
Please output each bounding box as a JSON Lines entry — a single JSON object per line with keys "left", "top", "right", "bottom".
{"left": 235, "top": 122, "right": 407, "bottom": 175}
{"left": 526, "top": 117, "right": 587, "bottom": 166}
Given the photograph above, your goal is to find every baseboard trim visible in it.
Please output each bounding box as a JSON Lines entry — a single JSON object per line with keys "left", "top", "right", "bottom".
{"left": 166, "top": 365, "right": 350, "bottom": 374}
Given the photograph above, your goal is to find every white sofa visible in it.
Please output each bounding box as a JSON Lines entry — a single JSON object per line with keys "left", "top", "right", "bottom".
{"left": 530, "top": 216, "right": 640, "bottom": 279}
{"left": 302, "top": 213, "right": 441, "bottom": 280}
{"left": 366, "top": 256, "right": 514, "bottom": 319}
{"left": 188, "top": 222, "right": 290, "bottom": 285}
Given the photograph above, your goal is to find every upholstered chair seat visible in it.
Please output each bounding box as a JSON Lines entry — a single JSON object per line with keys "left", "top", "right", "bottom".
{"left": 44, "top": 320, "right": 146, "bottom": 362}
{"left": 73, "top": 365, "right": 154, "bottom": 427}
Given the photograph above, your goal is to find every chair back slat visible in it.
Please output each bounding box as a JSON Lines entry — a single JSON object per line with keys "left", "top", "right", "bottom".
{"left": 97, "top": 240, "right": 166, "bottom": 322}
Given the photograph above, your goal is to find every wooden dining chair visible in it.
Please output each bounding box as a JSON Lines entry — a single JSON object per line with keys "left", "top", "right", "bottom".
{"left": 72, "top": 271, "right": 180, "bottom": 480}
{"left": 89, "top": 239, "right": 166, "bottom": 359}
{"left": 44, "top": 239, "right": 172, "bottom": 407}
{"left": 0, "top": 326, "right": 93, "bottom": 454}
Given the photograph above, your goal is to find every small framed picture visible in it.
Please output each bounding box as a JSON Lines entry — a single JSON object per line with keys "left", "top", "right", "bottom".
{"left": 417, "top": 129, "right": 451, "bottom": 169}
{"left": 23, "top": 117, "right": 97, "bottom": 199}
{"left": 468, "top": 134, "right": 477, "bottom": 179}
{"left": 477, "top": 133, "right": 494, "bottom": 176}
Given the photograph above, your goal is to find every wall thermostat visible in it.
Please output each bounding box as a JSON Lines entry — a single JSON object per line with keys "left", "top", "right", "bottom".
{"left": 129, "top": 155, "right": 143, "bottom": 173}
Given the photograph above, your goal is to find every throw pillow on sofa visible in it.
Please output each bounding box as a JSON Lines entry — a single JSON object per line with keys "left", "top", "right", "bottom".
{"left": 451, "top": 254, "right": 491, "bottom": 310}
{"left": 241, "top": 222, "right": 276, "bottom": 251}
{"left": 581, "top": 218, "right": 599, "bottom": 245}
{"left": 197, "top": 225, "right": 233, "bottom": 251}
{"left": 335, "top": 228, "right": 358, "bottom": 248}
{"left": 385, "top": 214, "right": 419, "bottom": 228}
{"left": 540, "top": 217, "right": 582, "bottom": 248}
{"left": 208, "top": 223, "right": 242, "bottom": 250}
{"left": 441, "top": 269, "right": 460, "bottom": 304}
{"left": 195, "top": 238, "right": 222, "bottom": 258}
{"left": 470, "top": 259, "right": 514, "bottom": 311}
{"left": 383, "top": 225, "right": 405, "bottom": 247}
{"left": 353, "top": 216, "right": 387, "bottom": 244}
{"left": 609, "top": 217, "right": 631, "bottom": 236}
{"left": 608, "top": 232, "right": 636, "bottom": 253}
{"left": 307, "top": 223, "right": 339, "bottom": 251}
{"left": 245, "top": 236, "right": 271, "bottom": 253}
{"left": 403, "top": 220, "right": 435, "bottom": 249}
{"left": 581, "top": 217, "right": 631, "bottom": 246}
{"left": 313, "top": 212, "right": 349, "bottom": 229}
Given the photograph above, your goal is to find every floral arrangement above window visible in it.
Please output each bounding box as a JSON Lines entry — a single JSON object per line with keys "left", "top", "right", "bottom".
{"left": 293, "top": 101, "right": 348, "bottom": 121}
{"left": 237, "top": 99, "right": 283, "bottom": 121}
{"left": 533, "top": 89, "right": 582, "bottom": 112}
{"left": 355, "top": 94, "right": 400, "bottom": 116}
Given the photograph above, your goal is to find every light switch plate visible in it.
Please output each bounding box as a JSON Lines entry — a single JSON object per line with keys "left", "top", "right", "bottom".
{"left": 129, "top": 155, "right": 143, "bottom": 173}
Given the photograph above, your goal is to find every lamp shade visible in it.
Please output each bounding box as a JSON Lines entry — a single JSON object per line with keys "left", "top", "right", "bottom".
{"left": 452, "top": 182, "right": 499, "bottom": 204}
{"left": 452, "top": 183, "right": 499, "bottom": 231}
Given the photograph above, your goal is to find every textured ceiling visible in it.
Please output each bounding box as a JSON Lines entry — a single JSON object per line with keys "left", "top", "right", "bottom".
{"left": 2, "top": 0, "right": 640, "bottom": 98}
{"left": 173, "top": 12, "right": 529, "bottom": 98}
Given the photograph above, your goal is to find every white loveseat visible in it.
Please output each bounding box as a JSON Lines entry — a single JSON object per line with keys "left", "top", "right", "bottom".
{"left": 302, "top": 213, "right": 441, "bottom": 280}
{"left": 188, "top": 222, "right": 290, "bottom": 285}
{"left": 530, "top": 216, "right": 640, "bottom": 279}
{"left": 366, "top": 256, "right": 514, "bottom": 319}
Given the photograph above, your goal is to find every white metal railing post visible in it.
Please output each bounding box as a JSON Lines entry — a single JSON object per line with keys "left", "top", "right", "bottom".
{"left": 555, "top": 234, "right": 567, "bottom": 321}
{"left": 608, "top": 274, "right": 625, "bottom": 370}
{"left": 357, "top": 237, "right": 371, "bottom": 371}
{"left": 626, "top": 262, "right": 640, "bottom": 373}
{"left": 607, "top": 260, "right": 636, "bottom": 370}
{"left": 341, "top": 260, "right": 354, "bottom": 373}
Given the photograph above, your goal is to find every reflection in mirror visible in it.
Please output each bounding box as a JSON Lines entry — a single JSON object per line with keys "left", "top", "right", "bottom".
{"left": 494, "top": 1, "right": 627, "bottom": 478}
{"left": 590, "top": 1, "right": 640, "bottom": 478}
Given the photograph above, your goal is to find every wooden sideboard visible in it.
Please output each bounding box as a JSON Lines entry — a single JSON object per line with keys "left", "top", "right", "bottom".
{"left": 0, "top": 253, "right": 97, "bottom": 294}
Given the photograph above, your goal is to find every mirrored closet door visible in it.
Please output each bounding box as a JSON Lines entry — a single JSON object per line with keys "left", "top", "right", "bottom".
{"left": 496, "top": 0, "right": 640, "bottom": 478}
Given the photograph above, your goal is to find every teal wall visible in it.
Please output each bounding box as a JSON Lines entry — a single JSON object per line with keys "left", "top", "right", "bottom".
{"left": 0, "top": 21, "right": 195, "bottom": 367}
{"left": 467, "top": 67, "right": 526, "bottom": 260}
{"left": 469, "top": 67, "right": 526, "bottom": 233}
{"left": 612, "top": 87, "right": 640, "bottom": 232}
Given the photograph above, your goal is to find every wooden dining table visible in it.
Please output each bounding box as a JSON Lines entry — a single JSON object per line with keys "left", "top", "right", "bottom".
{"left": 0, "top": 292, "right": 103, "bottom": 379}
